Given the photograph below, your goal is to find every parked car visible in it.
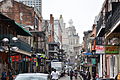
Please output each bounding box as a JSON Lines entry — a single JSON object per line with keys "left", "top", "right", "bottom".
{"left": 14, "top": 73, "right": 51, "bottom": 80}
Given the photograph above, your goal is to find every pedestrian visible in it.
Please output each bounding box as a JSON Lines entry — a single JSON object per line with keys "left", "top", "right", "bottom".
{"left": 95, "top": 73, "right": 99, "bottom": 80}
{"left": 1, "top": 69, "right": 7, "bottom": 80}
{"left": 8, "top": 69, "right": 13, "bottom": 80}
{"left": 86, "top": 71, "right": 91, "bottom": 80}
{"left": 74, "top": 69, "right": 78, "bottom": 79}
{"left": 51, "top": 69, "right": 59, "bottom": 80}
{"left": 69, "top": 69, "right": 74, "bottom": 80}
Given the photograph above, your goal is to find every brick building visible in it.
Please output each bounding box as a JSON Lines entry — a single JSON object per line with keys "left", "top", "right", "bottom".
{"left": 0, "top": 0, "right": 42, "bottom": 31}
{"left": 0, "top": 0, "right": 44, "bottom": 73}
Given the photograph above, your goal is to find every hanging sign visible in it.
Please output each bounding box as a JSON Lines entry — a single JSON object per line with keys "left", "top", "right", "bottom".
{"left": 105, "top": 46, "right": 119, "bottom": 54}
{"left": 95, "top": 45, "right": 105, "bottom": 54}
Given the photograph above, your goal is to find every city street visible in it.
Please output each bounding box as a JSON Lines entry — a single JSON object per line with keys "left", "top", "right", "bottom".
{"left": 59, "top": 74, "right": 83, "bottom": 80}
{"left": 0, "top": 0, "right": 120, "bottom": 80}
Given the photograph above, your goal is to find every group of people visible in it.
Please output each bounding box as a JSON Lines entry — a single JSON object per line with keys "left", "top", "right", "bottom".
{"left": 79, "top": 70, "right": 91, "bottom": 80}
{"left": 50, "top": 68, "right": 78, "bottom": 80}
{"left": 1, "top": 69, "right": 13, "bottom": 80}
{"left": 69, "top": 69, "right": 78, "bottom": 80}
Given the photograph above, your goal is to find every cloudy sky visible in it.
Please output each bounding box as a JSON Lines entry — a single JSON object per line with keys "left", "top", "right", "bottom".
{"left": 42, "top": 0, "right": 105, "bottom": 43}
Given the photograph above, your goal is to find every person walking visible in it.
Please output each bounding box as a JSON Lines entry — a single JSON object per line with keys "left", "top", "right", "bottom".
{"left": 86, "top": 70, "right": 91, "bottom": 80}
{"left": 8, "top": 69, "right": 13, "bottom": 80}
{"left": 69, "top": 69, "right": 74, "bottom": 80}
{"left": 51, "top": 69, "right": 59, "bottom": 80}
{"left": 1, "top": 69, "right": 7, "bottom": 80}
{"left": 74, "top": 69, "right": 78, "bottom": 79}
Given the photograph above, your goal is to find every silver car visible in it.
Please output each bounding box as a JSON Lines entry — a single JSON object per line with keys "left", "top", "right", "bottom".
{"left": 14, "top": 73, "right": 51, "bottom": 80}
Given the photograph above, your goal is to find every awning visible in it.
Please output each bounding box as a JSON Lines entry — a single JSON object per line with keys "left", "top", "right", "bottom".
{"left": 15, "top": 22, "right": 32, "bottom": 36}
{"left": 14, "top": 49, "right": 32, "bottom": 56}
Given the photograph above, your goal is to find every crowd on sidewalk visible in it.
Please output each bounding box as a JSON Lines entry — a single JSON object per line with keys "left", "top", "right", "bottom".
{"left": 0, "top": 69, "right": 14, "bottom": 80}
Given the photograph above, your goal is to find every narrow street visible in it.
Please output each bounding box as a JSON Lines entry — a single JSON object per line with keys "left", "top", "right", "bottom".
{"left": 59, "top": 74, "right": 83, "bottom": 80}
{"left": 0, "top": 0, "right": 120, "bottom": 80}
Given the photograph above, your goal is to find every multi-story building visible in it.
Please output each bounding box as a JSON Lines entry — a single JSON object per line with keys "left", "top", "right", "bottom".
{"left": 81, "top": 0, "right": 120, "bottom": 79}
{"left": 15, "top": 0, "right": 42, "bottom": 14}
{"left": 0, "top": 0, "right": 45, "bottom": 73}
{"left": 0, "top": 13, "right": 32, "bottom": 74}
{"left": 64, "top": 19, "right": 80, "bottom": 67}
{"left": 96, "top": 0, "right": 120, "bottom": 78}
{"left": 46, "top": 14, "right": 63, "bottom": 61}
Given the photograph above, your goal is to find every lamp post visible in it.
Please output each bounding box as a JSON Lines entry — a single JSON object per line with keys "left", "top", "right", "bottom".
{"left": 2, "top": 37, "right": 18, "bottom": 71}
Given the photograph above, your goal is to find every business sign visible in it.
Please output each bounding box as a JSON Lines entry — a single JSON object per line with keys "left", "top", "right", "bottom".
{"left": 84, "top": 53, "right": 92, "bottom": 55}
{"left": 11, "top": 55, "right": 21, "bottom": 62}
{"left": 105, "top": 46, "right": 119, "bottom": 54}
{"left": 95, "top": 45, "right": 105, "bottom": 54}
{"left": 91, "top": 58, "right": 96, "bottom": 64}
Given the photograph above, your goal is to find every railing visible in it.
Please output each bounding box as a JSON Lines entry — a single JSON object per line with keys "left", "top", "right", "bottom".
{"left": 0, "top": 34, "right": 31, "bottom": 52}
{"left": 105, "top": 3, "right": 120, "bottom": 33}
{"left": 14, "top": 39, "right": 31, "bottom": 52}
{"left": 96, "top": 15, "right": 105, "bottom": 35}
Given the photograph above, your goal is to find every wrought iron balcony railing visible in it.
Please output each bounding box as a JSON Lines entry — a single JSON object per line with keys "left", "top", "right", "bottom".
{"left": 105, "top": 3, "right": 120, "bottom": 33}
{"left": 14, "top": 39, "right": 31, "bottom": 52}
{"left": 96, "top": 15, "right": 105, "bottom": 36}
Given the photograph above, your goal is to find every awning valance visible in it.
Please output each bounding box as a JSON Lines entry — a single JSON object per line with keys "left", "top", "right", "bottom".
{"left": 14, "top": 49, "right": 32, "bottom": 56}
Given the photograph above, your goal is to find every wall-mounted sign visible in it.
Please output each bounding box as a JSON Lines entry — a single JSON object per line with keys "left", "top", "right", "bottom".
{"left": 95, "top": 45, "right": 105, "bottom": 54}
{"left": 11, "top": 55, "right": 21, "bottom": 62}
{"left": 105, "top": 46, "right": 119, "bottom": 54}
{"left": 84, "top": 53, "right": 92, "bottom": 55}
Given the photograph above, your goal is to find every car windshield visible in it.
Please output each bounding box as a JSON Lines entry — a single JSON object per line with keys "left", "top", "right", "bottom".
{"left": 15, "top": 76, "right": 47, "bottom": 80}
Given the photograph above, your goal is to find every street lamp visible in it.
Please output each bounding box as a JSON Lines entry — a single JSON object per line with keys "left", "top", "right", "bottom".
{"left": 2, "top": 37, "right": 18, "bottom": 71}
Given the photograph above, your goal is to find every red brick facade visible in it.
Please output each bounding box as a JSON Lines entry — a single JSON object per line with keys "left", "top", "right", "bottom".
{"left": 0, "top": 0, "right": 42, "bottom": 30}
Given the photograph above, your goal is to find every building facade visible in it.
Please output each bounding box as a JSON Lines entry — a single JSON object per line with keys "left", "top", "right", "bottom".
{"left": 15, "top": 0, "right": 42, "bottom": 14}
{"left": 81, "top": 0, "right": 120, "bottom": 79}
{"left": 63, "top": 19, "right": 80, "bottom": 67}
{"left": 0, "top": 0, "right": 46, "bottom": 73}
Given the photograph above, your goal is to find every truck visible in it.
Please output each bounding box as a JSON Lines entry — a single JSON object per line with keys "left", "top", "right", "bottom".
{"left": 51, "top": 61, "right": 65, "bottom": 77}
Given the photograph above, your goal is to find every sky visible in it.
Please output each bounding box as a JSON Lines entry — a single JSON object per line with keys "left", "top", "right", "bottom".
{"left": 42, "top": 0, "right": 105, "bottom": 43}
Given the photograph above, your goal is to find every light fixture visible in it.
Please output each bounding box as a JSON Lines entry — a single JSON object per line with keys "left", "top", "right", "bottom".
{"left": 2, "top": 38, "right": 9, "bottom": 43}
{"left": 11, "top": 46, "right": 18, "bottom": 51}
{"left": 12, "top": 37, "right": 18, "bottom": 42}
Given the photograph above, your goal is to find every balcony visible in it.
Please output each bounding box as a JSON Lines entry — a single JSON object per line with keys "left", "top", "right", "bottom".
{"left": 14, "top": 39, "right": 31, "bottom": 52}
{"left": 96, "top": 15, "right": 105, "bottom": 37}
{"left": 0, "top": 34, "right": 31, "bottom": 52}
{"left": 105, "top": 2, "right": 120, "bottom": 33}
{"left": 48, "top": 42, "right": 59, "bottom": 53}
